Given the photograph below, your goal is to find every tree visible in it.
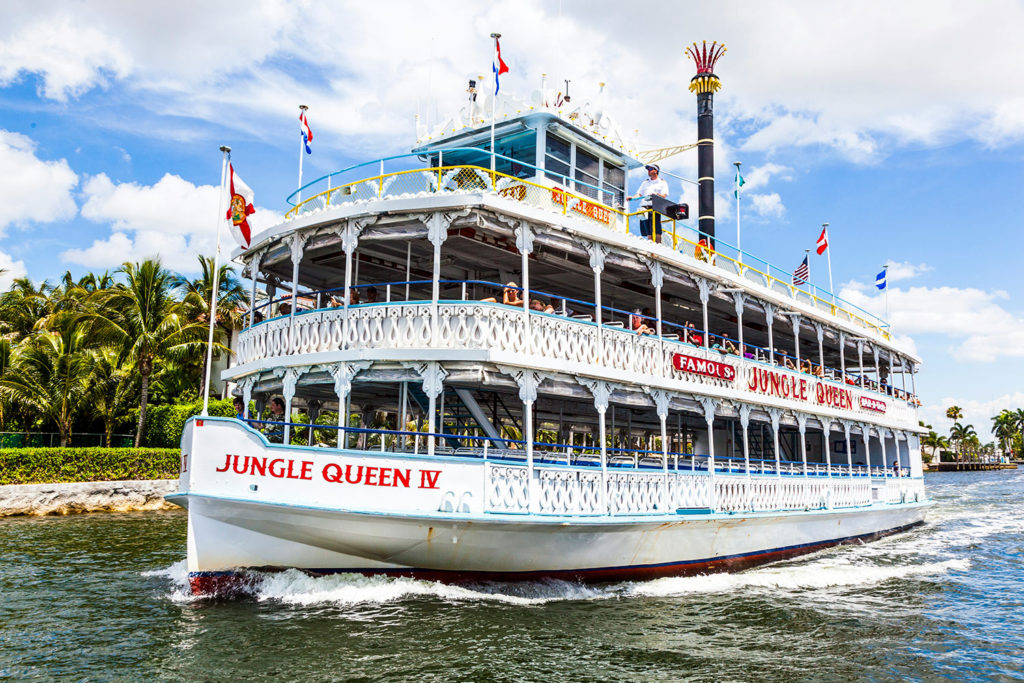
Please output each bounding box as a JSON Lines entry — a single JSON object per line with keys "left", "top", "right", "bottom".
{"left": 88, "top": 347, "right": 138, "bottom": 447}
{"left": 945, "top": 405, "right": 963, "bottom": 422}
{"left": 90, "top": 260, "right": 206, "bottom": 446}
{"left": 991, "top": 410, "right": 1017, "bottom": 455}
{"left": 0, "top": 319, "right": 95, "bottom": 446}
{"left": 173, "top": 255, "right": 246, "bottom": 398}
{"left": 949, "top": 422, "right": 977, "bottom": 462}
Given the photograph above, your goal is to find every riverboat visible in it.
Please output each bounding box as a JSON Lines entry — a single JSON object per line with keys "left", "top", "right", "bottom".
{"left": 168, "top": 44, "right": 929, "bottom": 596}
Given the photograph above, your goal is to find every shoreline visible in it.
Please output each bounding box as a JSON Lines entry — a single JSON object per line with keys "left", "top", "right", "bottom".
{"left": 0, "top": 480, "right": 178, "bottom": 517}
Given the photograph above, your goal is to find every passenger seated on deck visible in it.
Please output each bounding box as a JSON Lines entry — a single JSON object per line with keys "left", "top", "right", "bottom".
{"left": 813, "top": 363, "right": 825, "bottom": 379}
{"left": 631, "top": 308, "right": 655, "bottom": 335}
{"left": 278, "top": 301, "right": 292, "bottom": 316}
{"left": 724, "top": 339, "right": 740, "bottom": 356}
{"left": 783, "top": 356, "right": 797, "bottom": 371}
{"left": 364, "top": 286, "right": 379, "bottom": 303}
{"left": 892, "top": 460, "right": 901, "bottom": 476}
{"left": 530, "top": 298, "right": 556, "bottom": 314}
{"left": 263, "top": 397, "right": 286, "bottom": 443}
{"left": 481, "top": 281, "right": 524, "bottom": 306}
{"left": 349, "top": 289, "right": 360, "bottom": 305}
{"left": 233, "top": 397, "right": 246, "bottom": 421}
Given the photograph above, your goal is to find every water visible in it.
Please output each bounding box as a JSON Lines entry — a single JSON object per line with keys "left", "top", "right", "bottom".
{"left": 2, "top": 470, "right": 1022, "bottom": 681}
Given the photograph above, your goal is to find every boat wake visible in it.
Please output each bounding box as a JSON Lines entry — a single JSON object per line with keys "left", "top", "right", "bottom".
{"left": 143, "top": 531, "right": 969, "bottom": 608}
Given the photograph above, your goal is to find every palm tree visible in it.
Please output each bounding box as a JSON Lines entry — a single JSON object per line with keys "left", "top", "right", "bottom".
{"left": 173, "top": 255, "right": 246, "bottom": 398}
{"left": 0, "top": 319, "right": 95, "bottom": 446}
{"left": 991, "top": 410, "right": 1017, "bottom": 455}
{"left": 0, "top": 277, "right": 53, "bottom": 340}
{"left": 946, "top": 405, "right": 963, "bottom": 422}
{"left": 88, "top": 347, "right": 138, "bottom": 447}
{"left": 949, "top": 422, "right": 977, "bottom": 462}
{"left": 90, "top": 260, "right": 207, "bottom": 446}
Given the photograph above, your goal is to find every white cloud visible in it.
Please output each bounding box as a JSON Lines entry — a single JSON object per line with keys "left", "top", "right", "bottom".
{"left": 0, "top": 130, "right": 78, "bottom": 234}
{"left": 63, "top": 173, "right": 283, "bottom": 272}
{"left": 839, "top": 283, "right": 1024, "bottom": 362}
{"left": 741, "top": 163, "right": 791, "bottom": 192}
{"left": 885, "top": 261, "right": 933, "bottom": 282}
{"left": 0, "top": 16, "right": 131, "bottom": 101}
{"left": 749, "top": 192, "right": 785, "bottom": 218}
{"left": 920, "top": 392, "right": 1024, "bottom": 439}
{"left": 0, "top": 250, "right": 28, "bottom": 290}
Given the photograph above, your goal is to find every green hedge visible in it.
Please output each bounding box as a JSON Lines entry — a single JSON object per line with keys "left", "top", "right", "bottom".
{"left": 0, "top": 447, "right": 182, "bottom": 485}
{"left": 136, "top": 398, "right": 235, "bottom": 448}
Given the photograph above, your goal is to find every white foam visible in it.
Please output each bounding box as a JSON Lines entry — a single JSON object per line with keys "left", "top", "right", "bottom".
{"left": 627, "top": 557, "right": 969, "bottom": 598}
{"left": 254, "top": 571, "right": 606, "bottom": 606}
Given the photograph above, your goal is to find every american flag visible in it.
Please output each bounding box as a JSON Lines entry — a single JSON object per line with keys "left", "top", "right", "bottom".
{"left": 792, "top": 256, "right": 809, "bottom": 285}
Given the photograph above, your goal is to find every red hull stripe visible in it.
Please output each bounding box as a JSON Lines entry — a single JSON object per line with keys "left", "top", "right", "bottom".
{"left": 187, "top": 521, "right": 923, "bottom": 597}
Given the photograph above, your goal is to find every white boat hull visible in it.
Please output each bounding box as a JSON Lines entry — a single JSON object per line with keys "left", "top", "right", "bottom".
{"left": 171, "top": 418, "right": 928, "bottom": 595}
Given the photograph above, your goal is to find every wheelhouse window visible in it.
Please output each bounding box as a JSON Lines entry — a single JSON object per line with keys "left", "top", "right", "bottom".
{"left": 575, "top": 149, "right": 600, "bottom": 199}
{"left": 603, "top": 163, "right": 625, "bottom": 208}
{"left": 544, "top": 135, "right": 571, "bottom": 184}
{"left": 431, "top": 130, "right": 537, "bottom": 179}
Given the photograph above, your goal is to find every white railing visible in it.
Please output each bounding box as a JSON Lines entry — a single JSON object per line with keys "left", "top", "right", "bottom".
{"left": 236, "top": 302, "right": 916, "bottom": 423}
{"left": 485, "top": 465, "right": 882, "bottom": 516}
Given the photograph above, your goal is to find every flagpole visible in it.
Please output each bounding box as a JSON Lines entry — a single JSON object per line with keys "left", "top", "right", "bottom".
{"left": 489, "top": 33, "right": 500, "bottom": 177}
{"left": 298, "top": 104, "right": 308, "bottom": 203}
{"left": 883, "top": 263, "right": 891, "bottom": 334}
{"left": 734, "top": 161, "right": 742, "bottom": 265}
{"left": 202, "top": 145, "right": 231, "bottom": 416}
{"left": 823, "top": 222, "right": 834, "bottom": 305}
{"left": 805, "top": 248, "right": 811, "bottom": 294}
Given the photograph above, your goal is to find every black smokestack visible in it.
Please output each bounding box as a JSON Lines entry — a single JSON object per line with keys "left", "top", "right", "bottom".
{"left": 685, "top": 41, "right": 726, "bottom": 250}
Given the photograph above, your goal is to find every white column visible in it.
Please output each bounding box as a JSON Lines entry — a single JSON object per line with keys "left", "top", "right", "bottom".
{"left": 515, "top": 222, "right": 535, "bottom": 348}
{"left": 733, "top": 292, "right": 746, "bottom": 355}
{"left": 240, "top": 375, "right": 257, "bottom": 419}
{"left": 796, "top": 413, "right": 808, "bottom": 477}
{"left": 839, "top": 332, "right": 847, "bottom": 379}
{"left": 791, "top": 314, "right": 801, "bottom": 367}
{"left": 815, "top": 323, "right": 824, "bottom": 374}
{"left": 328, "top": 361, "right": 370, "bottom": 449}
{"left": 281, "top": 367, "right": 302, "bottom": 444}
{"left": 646, "top": 388, "right": 672, "bottom": 511}
{"left": 423, "top": 209, "right": 469, "bottom": 347}
{"left": 699, "top": 397, "right": 717, "bottom": 511}
{"left": 768, "top": 408, "right": 782, "bottom": 479}
{"left": 739, "top": 404, "right": 752, "bottom": 511}
{"left": 697, "top": 278, "right": 711, "bottom": 350}
{"left": 843, "top": 421, "right": 854, "bottom": 478}
{"left": 821, "top": 418, "right": 833, "bottom": 478}
{"left": 764, "top": 302, "right": 776, "bottom": 364}
{"left": 861, "top": 424, "right": 872, "bottom": 478}
{"left": 580, "top": 378, "right": 612, "bottom": 515}
{"left": 880, "top": 428, "right": 889, "bottom": 480}
{"left": 514, "top": 370, "right": 541, "bottom": 513}
{"left": 414, "top": 361, "right": 448, "bottom": 457}
{"left": 247, "top": 250, "right": 262, "bottom": 328}
{"left": 641, "top": 256, "right": 665, "bottom": 372}
{"left": 584, "top": 242, "right": 608, "bottom": 362}
{"left": 287, "top": 234, "right": 306, "bottom": 352}
{"left": 857, "top": 341, "right": 866, "bottom": 388}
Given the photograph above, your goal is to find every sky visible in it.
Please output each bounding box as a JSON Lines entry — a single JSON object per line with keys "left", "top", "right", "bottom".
{"left": 0, "top": 0, "right": 1021, "bottom": 437}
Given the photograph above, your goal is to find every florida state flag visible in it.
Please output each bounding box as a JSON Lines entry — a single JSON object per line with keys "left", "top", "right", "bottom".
{"left": 226, "top": 163, "right": 255, "bottom": 249}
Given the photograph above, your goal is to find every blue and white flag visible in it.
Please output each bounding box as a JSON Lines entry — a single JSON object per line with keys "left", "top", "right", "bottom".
{"left": 875, "top": 268, "right": 887, "bottom": 290}
{"left": 299, "top": 110, "right": 313, "bottom": 155}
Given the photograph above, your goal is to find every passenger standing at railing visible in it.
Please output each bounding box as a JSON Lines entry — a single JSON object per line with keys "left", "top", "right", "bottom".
{"left": 627, "top": 164, "right": 668, "bottom": 243}
{"left": 263, "top": 397, "right": 286, "bottom": 443}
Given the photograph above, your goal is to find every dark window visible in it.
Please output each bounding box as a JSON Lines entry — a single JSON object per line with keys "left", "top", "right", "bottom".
{"left": 575, "top": 149, "right": 600, "bottom": 199}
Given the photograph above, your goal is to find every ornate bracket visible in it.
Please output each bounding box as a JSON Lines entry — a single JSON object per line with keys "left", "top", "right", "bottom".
{"left": 403, "top": 361, "right": 449, "bottom": 399}
{"left": 795, "top": 412, "right": 808, "bottom": 434}
{"left": 423, "top": 209, "right": 471, "bottom": 248}
{"left": 577, "top": 240, "right": 608, "bottom": 274}
{"left": 323, "top": 360, "right": 372, "bottom": 400}
{"left": 695, "top": 277, "right": 711, "bottom": 305}
{"left": 737, "top": 403, "right": 752, "bottom": 430}
{"left": 767, "top": 407, "right": 783, "bottom": 434}
{"left": 643, "top": 387, "right": 672, "bottom": 420}
{"left": 275, "top": 366, "right": 306, "bottom": 401}
{"left": 577, "top": 377, "right": 612, "bottom": 414}
{"left": 697, "top": 396, "right": 717, "bottom": 425}
{"left": 638, "top": 256, "right": 664, "bottom": 289}
{"left": 732, "top": 291, "right": 746, "bottom": 318}
{"left": 815, "top": 322, "right": 824, "bottom": 344}
{"left": 286, "top": 233, "right": 307, "bottom": 265}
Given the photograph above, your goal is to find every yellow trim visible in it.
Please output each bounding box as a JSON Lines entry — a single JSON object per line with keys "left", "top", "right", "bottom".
{"left": 697, "top": 177, "right": 715, "bottom": 181}
{"left": 284, "top": 164, "right": 890, "bottom": 339}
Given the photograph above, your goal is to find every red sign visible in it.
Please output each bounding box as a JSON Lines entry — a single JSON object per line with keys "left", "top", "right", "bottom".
{"left": 551, "top": 188, "right": 613, "bottom": 224}
{"left": 747, "top": 366, "right": 810, "bottom": 401}
{"left": 214, "top": 454, "right": 442, "bottom": 489}
{"left": 859, "top": 396, "right": 887, "bottom": 413}
{"left": 673, "top": 353, "right": 736, "bottom": 380}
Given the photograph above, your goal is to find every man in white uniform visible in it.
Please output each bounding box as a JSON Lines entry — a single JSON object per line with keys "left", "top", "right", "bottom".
{"left": 629, "top": 164, "right": 669, "bottom": 242}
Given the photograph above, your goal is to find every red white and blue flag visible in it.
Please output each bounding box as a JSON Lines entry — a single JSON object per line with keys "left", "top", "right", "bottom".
{"left": 493, "top": 38, "right": 509, "bottom": 94}
{"left": 792, "top": 256, "right": 809, "bottom": 285}
{"left": 299, "top": 110, "right": 313, "bottom": 154}
{"left": 226, "top": 163, "right": 255, "bottom": 250}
